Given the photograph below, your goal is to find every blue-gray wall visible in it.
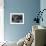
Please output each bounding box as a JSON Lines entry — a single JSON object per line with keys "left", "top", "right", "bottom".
{"left": 4, "top": 0, "right": 40, "bottom": 42}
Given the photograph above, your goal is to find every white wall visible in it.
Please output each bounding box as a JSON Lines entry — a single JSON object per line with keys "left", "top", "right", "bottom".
{"left": 40, "top": 0, "right": 46, "bottom": 27}
{"left": 0, "top": 0, "right": 4, "bottom": 42}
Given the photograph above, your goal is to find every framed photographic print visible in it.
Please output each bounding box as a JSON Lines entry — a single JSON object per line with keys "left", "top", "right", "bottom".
{"left": 10, "top": 13, "right": 24, "bottom": 24}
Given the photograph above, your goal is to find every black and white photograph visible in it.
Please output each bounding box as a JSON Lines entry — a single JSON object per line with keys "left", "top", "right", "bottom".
{"left": 10, "top": 13, "right": 24, "bottom": 24}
